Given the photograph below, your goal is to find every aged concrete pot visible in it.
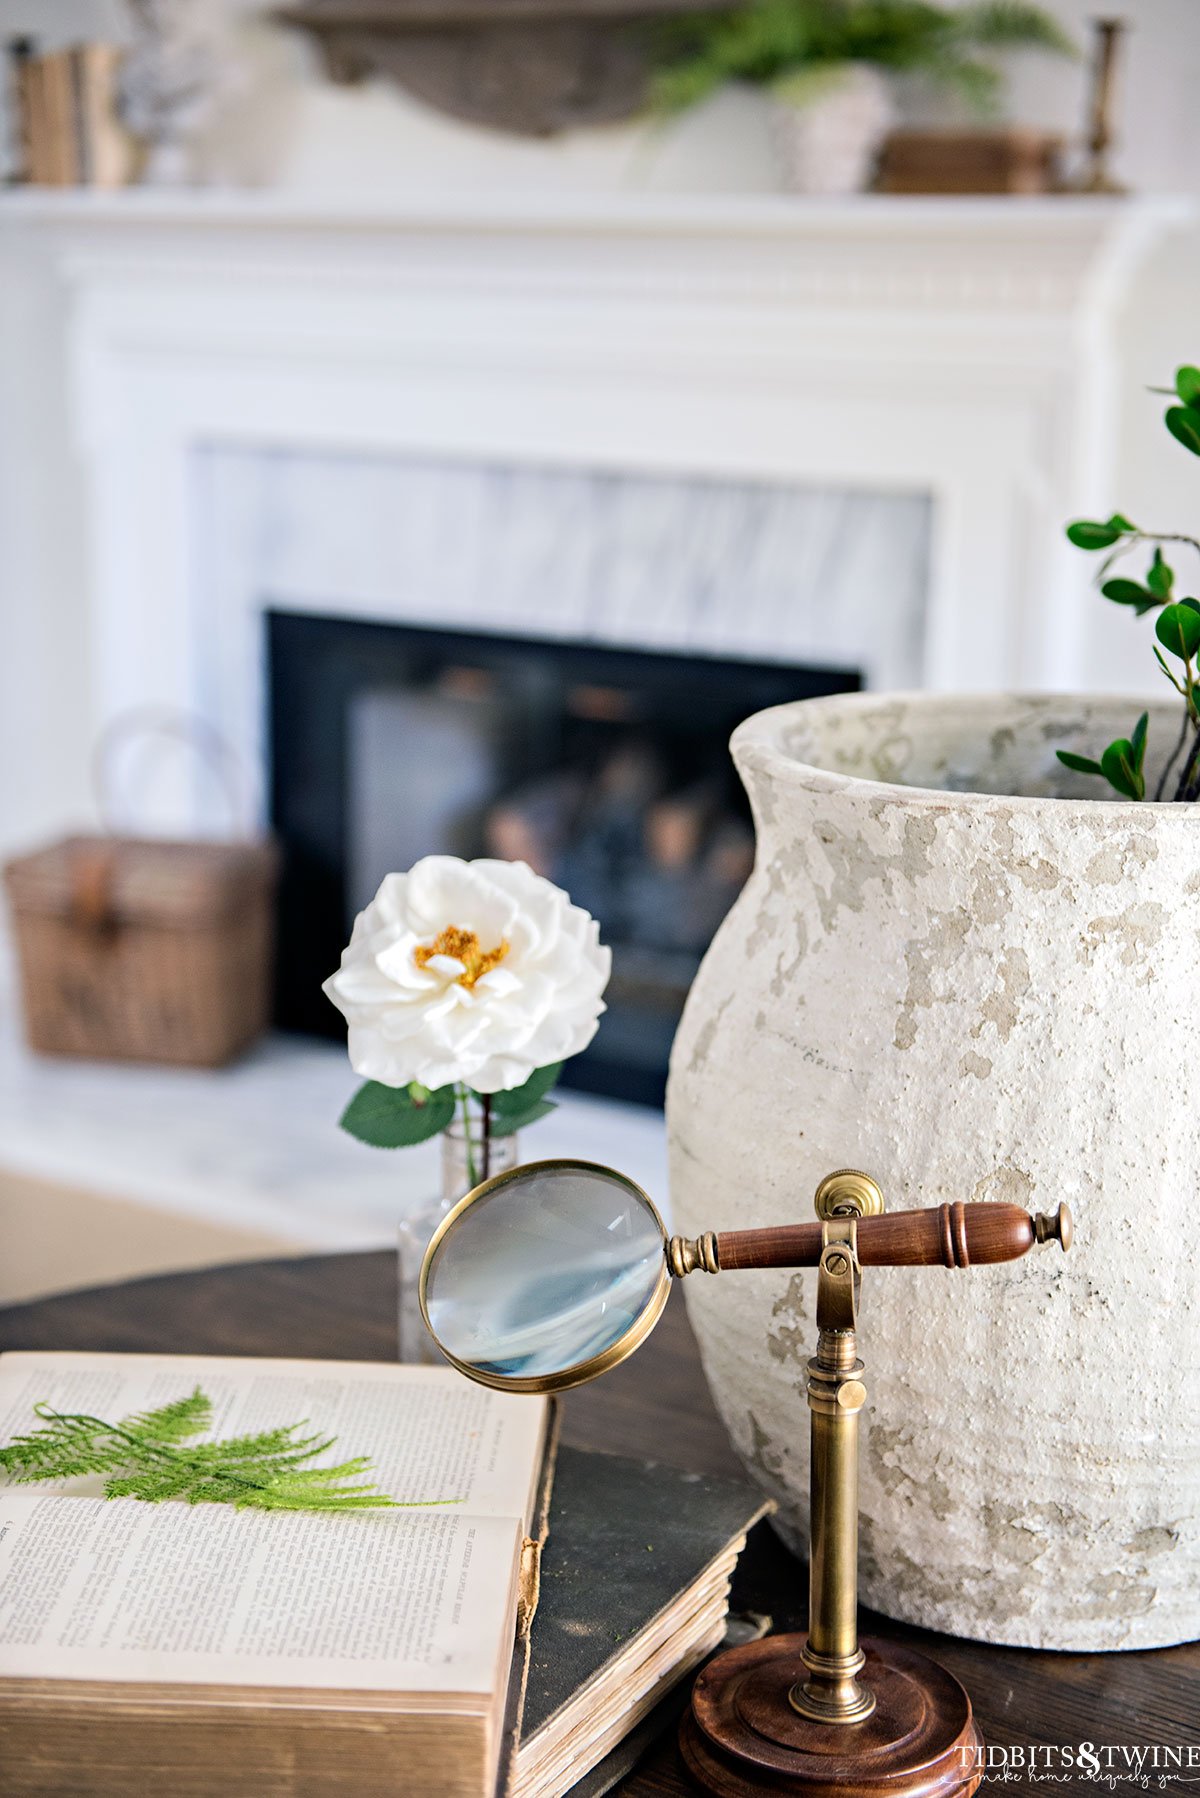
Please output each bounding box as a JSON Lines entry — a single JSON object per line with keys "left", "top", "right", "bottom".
{"left": 667, "top": 692, "right": 1200, "bottom": 1651}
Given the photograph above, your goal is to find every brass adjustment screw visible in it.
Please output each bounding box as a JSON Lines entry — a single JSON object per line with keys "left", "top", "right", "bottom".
{"left": 814, "top": 1170, "right": 885, "bottom": 1220}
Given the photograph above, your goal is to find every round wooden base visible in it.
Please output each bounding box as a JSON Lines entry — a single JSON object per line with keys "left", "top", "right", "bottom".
{"left": 679, "top": 1634, "right": 983, "bottom": 1798}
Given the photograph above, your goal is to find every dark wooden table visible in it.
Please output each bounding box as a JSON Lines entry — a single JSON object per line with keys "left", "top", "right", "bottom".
{"left": 2, "top": 1253, "right": 1196, "bottom": 1797}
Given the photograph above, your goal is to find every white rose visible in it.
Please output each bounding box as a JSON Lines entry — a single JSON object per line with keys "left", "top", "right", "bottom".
{"left": 323, "top": 856, "right": 611, "bottom": 1094}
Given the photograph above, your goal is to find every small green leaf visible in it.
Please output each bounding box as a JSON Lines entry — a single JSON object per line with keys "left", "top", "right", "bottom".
{"left": 1067, "top": 519, "right": 1121, "bottom": 550}
{"left": 1153, "top": 644, "right": 1186, "bottom": 691}
{"left": 1106, "top": 512, "right": 1136, "bottom": 533}
{"left": 1175, "top": 366, "right": 1200, "bottom": 408}
{"left": 340, "top": 1080, "right": 455, "bottom": 1148}
{"left": 1166, "top": 406, "right": 1200, "bottom": 457}
{"left": 1182, "top": 598, "right": 1200, "bottom": 615}
{"left": 1146, "top": 548, "right": 1174, "bottom": 599}
{"left": 1099, "top": 738, "right": 1145, "bottom": 801}
{"left": 1155, "top": 603, "right": 1200, "bottom": 661}
{"left": 488, "top": 1097, "right": 558, "bottom": 1137}
{"left": 1130, "top": 711, "right": 1149, "bottom": 766}
{"left": 1101, "top": 578, "right": 1155, "bottom": 607}
{"left": 1056, "top": 750, "right": 1104, "bottom": 777}
{"left": 490, "top": 1062, "right": 563, "bottom": 1117}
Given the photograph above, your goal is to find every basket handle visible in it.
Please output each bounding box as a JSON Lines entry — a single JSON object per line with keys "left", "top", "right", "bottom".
{"left": 91, "top": 708, "right": 251, "bottom": 840}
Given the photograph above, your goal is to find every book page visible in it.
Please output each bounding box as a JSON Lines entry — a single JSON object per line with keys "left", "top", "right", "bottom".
{"left": 0, "top": 1353, "right": 546, "bottom": 1524}
{"left": 0, "top": 1492, "right": 519, "bottom": 1694}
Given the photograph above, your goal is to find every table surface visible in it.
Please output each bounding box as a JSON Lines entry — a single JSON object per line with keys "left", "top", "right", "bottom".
{"left": 1, "top": 1252, "right": 1196, "bottom": 1797}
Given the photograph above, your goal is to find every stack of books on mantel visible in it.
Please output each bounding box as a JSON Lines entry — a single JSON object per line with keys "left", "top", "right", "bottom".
{"left": 9, "top": 41, "right": 131, "bottom": 187}
{"left": 0, "top": 1352, "right": 769, "bottom": 1797}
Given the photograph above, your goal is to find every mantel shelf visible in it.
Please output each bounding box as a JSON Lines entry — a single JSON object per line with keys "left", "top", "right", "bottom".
{"left": 1, "top": 184, "right": 1191, "bottom": 244}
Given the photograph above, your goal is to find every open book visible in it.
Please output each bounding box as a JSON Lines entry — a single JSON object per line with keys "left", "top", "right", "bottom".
{"left": 0, "top": 1351, "right": 552, "bottom": 1798}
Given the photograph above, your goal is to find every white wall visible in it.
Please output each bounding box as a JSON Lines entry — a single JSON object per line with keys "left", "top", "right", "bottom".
{"left": 0, "top": 0, "right": 1197, "bottom": 865}
{"left": 2, "top": 0, "right": 1198, "bottom": 194}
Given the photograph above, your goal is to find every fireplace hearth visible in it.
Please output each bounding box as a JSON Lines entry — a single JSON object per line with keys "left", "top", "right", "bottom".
{"left": 269, "top": 612, "right": 858, "bottom": 1105}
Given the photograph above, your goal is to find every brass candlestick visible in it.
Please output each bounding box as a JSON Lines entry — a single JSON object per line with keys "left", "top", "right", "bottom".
{"left": 1076, "top": 16, "right": 1128, "bottom": 194}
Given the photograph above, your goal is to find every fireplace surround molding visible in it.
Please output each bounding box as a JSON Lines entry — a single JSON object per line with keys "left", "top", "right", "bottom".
{"left": 7, "top": 187, "right": 1185, "bottom": 834}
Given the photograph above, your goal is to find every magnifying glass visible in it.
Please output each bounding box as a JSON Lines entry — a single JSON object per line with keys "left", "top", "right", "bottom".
{"left": 418, "top": 1156, "right": 1071, "bottom": 1395}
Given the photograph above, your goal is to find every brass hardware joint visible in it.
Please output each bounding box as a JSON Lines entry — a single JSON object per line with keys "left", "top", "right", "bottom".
{"left": 667, "top": 1231, "right": 720, "bottom": 1279}
{"left": 1034, "top": 1202, "right": 1074, "bottom": 1253}
{"left": 815, "top": 1219, "right": 860, "bottom": 1336}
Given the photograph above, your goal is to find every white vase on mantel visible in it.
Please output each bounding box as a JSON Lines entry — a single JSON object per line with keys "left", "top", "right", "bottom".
{"left": 767, "top": 63, "right": 892, "bottom": 194}
{"left": 666, "top": 691, "right": 1200, "bottom": 1652}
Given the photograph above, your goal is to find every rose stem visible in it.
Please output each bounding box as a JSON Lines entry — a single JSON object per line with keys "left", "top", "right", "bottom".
{"left": 458, "top": 1085, "right": 478, "bottom": 1189}
{"left": 482, "top": 1094, "right": 492, "bottom": 1183}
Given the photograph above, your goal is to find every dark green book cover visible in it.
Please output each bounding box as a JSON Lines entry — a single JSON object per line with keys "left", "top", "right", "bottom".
{"left": 517, "top": 1443, "right": 769, "bottom": 1792}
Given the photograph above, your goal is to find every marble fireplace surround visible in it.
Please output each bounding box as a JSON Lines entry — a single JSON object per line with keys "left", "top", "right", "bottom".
{"left": 0, "top": 189, "right": 1187, "bottom": 1283}
{"left": 45, "top": 188, "right": 1179, "bottom": 834}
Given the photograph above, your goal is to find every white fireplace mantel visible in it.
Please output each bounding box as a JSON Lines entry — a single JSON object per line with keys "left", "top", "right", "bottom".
{"left": 4, "top": 187, "right": 1188, "bottom": 833}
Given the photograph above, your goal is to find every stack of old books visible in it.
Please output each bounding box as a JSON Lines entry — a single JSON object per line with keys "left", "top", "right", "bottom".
{"left": 0, "top": 1350, "right": 769, "bottom": 1797}
{"left": 9, "top": 40, "right": 131, "bottom": 187}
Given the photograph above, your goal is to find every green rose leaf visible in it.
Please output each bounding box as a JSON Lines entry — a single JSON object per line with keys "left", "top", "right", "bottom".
{"left": 1155, "top": 603, "right": 1200, "bottom": 661}
{"left": 1146, "top": 549, "right": 1174, "bottom": 599}
{"left": 1099, "top": 738, "right": 1146, "bottom": 802}
{"left": 1107, "top": 512, "right": 1136, "bottom": 533}
{"left": 340, "top": 1080, "right": 456, "bottom": 1148}
{"left": 488, "top": 1097, "right": 558, "bottom": 1138}
{"left": 1066, "top": 519, "right": 1122, "bottom": 550}
{"left": 489, "top": 1062, "right": 563, "bottom": 1117}
{"left": 1175, "top": 366, "right": 1200, "bottom": 408}
{"left": 1166, "top": 406, "right": 1200, "bottom": 457}
{"left": 1182, "top": 598, "right": 1200, "bottom": 615}
{"left": 1101, "top": 578, "right": 1156, "bottom": 609}
{"left": 1130, "top": 711, "right": 1149, "bottom": 764}
{"left": 1056, "top": 750, "right": 1104, "bottom": 777}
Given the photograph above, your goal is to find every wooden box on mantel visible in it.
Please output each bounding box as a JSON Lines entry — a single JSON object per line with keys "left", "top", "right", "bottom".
{"left": 875, "top": 127, "right": 1064, "bottom": 194}
{"left": 3, "top": 836, "right": 279, "bottom": 1068}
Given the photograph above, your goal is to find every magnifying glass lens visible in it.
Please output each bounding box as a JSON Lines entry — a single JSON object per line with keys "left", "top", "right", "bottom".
{"left": 422, "top": 1163, "right": 667, "bottom": 1388}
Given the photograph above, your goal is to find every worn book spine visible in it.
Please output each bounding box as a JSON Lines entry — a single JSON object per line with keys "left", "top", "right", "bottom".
{"left": 497, "top": 1399, "right": 560, "bottom": 1798}
{"left": 40, "top": 50, "right": 77, "bottom": 186}
{"left": 69, "top": 45, "right": 128, "bottom": 188}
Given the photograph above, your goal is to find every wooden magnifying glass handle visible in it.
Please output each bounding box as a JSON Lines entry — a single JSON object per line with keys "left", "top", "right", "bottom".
{"left": 713, "top": 1200, "right": 1073, "bottom": 1272}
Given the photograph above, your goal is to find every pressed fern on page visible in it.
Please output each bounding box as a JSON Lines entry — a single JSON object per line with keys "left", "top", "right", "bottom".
{"left": 0, "top": 1387, "right": 457, "bottom": 1512}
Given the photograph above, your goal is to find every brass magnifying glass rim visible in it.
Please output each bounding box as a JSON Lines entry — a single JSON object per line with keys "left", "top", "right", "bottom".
{"left": 418, "top": 1156, "right": 673, "bottom": 1395}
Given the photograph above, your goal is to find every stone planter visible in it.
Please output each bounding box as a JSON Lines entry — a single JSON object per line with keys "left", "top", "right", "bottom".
{"left": 768, "top": 64, "right": 892, "bottom": 195}
{"left": 667, "top": 692, "right": 1200, "bottom": 1651}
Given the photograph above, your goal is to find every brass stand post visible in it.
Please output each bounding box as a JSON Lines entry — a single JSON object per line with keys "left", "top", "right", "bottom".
{"left": 791, "top": 1223, "right": 873, "bottom": 1724}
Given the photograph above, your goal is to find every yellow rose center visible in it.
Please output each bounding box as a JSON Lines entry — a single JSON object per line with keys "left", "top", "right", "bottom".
{"left": 414, "top": 926, "right": 510, "bottom": 990}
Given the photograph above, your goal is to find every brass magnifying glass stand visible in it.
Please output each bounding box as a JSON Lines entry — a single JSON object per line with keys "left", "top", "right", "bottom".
{"left": 676, "top": 1171, "right": 1071, "bottom": 1798}
{"left": 419, "top": 1157, "right": 1073, "bottom": 1798}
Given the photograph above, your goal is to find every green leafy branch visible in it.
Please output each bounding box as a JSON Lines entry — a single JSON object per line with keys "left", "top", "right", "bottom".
{"left": 339, "top": 1062, "right": 562, "bottom": 1183}
{"left": 0, "top": 1389, "right": 445, "bottom": 1512}
{"left": 647, "top": 0, "right": 1074, "bottom": 118}
{"left": 1059, "top": 365, "right": 1200, "bottom": 803}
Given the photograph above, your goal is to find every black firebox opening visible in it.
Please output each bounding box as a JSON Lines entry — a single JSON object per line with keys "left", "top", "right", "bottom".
{"left": 268, "top": 611, "right": 859, "bottom": 1107}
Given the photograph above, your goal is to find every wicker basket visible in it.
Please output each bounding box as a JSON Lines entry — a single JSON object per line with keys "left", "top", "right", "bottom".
{"left": 4, "top": 834, "right": 278, "bottom": 1068}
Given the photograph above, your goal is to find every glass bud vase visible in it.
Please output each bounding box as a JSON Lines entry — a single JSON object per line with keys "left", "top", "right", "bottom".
{"left": 397, "top": 1116, "right": 520, "bottom": 1364}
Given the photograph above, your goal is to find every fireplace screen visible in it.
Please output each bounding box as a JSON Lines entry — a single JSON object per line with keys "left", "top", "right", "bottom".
{"left": 269, "top": 613, "right": 858, "bottom": 1104}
